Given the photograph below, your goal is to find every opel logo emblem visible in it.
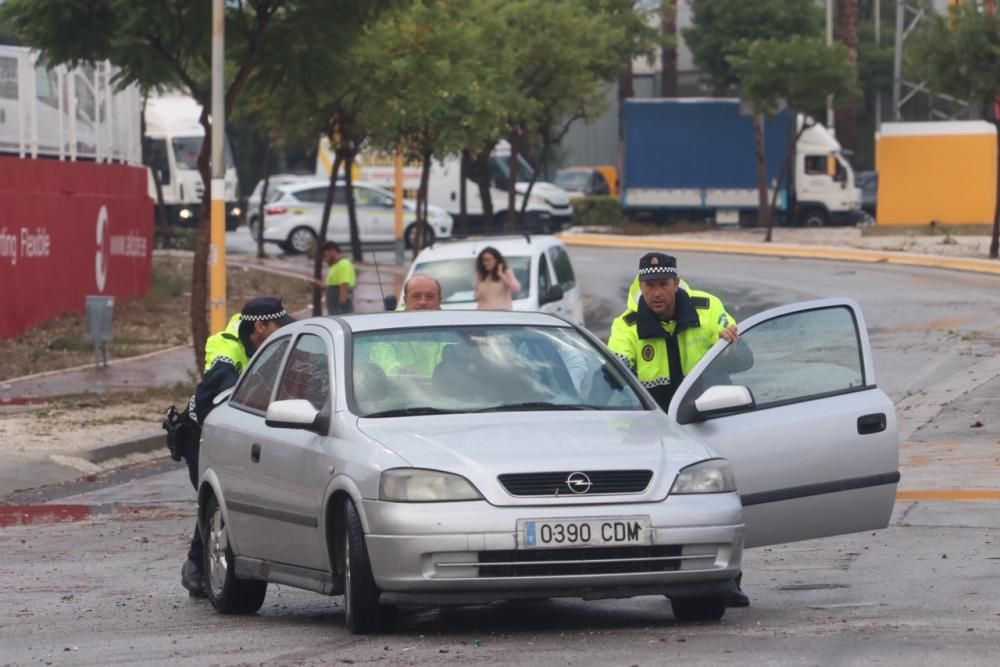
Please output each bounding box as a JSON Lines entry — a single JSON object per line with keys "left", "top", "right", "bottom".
{"left": 566, "top": 472, "right": 592, "bottom": 494}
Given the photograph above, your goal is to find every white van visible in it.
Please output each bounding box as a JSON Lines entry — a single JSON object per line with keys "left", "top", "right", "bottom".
{"left": 402, "top": 235, "right": 584, "bottom": 325}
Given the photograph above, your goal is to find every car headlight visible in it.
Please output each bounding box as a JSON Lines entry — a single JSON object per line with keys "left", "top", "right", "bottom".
{"left": 379, "top": 468, "right": 483, "bottom": 502}
{"left": 670, "top": 459, "right": 736, "bottom": 494}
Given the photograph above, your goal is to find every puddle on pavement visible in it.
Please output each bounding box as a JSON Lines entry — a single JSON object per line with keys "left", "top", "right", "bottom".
{"left": 0, "top": 503, "right": 168, "bottom": 527}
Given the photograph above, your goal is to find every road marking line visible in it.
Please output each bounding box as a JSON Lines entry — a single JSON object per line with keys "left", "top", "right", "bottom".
{"left": 897, "top": 490, "right": 1000, "bottom": 501}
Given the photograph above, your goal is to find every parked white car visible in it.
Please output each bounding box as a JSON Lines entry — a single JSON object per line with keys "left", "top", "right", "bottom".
{"left": 403, "top": 235, "right": 585, "bottom": 325}
{"left": 246, "top": 173, "right": 309, "bottom": 231}
{"left": 253, "top": 178, "right": 454, "bottom": 254}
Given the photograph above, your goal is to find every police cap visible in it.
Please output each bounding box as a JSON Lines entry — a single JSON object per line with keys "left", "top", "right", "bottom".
{"left": 637, "top": 252, "right": 678, "bottom": 281}
{"left": 241, "top": 296, "right": 295, "bottom": 326}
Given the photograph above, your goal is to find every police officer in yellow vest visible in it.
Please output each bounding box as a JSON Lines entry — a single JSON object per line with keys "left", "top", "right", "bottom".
{"left": 177, "top": 297, "right": 294, "bottom": 597}
{"left": 608, "top": 252, "right": 739, "bottom": 412}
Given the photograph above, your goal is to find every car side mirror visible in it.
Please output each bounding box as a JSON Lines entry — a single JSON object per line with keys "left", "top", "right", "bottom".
{"left": 693, "top": 385, "right": 755, "bottom": 417}
{"left": 265, "top": 399, "right": 328, "bottom": 433}
{"left": 540, "top": 284, "right": 564, "bottom": 306}
{"left": 383, "top": 295, "right": 399, "bottom": 311}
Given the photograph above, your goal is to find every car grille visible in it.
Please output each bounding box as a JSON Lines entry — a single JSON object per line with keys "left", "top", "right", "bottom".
{"left": 475, "top": 545, "right": 683, "bottom": 577}
{"left": 498, "top": 470, "right": 653, "bottom": 496}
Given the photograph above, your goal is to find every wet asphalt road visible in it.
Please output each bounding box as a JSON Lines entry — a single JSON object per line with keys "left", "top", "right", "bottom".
{"left": 1, "top": 245, "right": 999, "bottom": 665}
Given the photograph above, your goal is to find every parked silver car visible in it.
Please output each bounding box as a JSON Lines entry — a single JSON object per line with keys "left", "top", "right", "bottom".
{"left": 198, "top": 302, "right": 898, "bottom": 633}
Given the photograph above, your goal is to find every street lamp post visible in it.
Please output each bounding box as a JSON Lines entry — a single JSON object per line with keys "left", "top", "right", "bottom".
{"left": 209, "top": 0, "right": 227, "bottom": 333}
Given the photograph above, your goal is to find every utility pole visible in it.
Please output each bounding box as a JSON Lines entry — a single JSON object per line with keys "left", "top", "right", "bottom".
{"left": 209, "top": 0, "right": 227, "bottom": 333}
{"left": 826, "top": 0, "right": 835, "bottom": 134}
{"left": 874, "top": 0, "right": 881, "bottom": 132}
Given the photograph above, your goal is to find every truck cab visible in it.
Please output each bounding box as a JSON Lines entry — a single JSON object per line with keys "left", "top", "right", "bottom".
{"left": 143, "top": 92, "right": 241, "bottom": 229}
{"left": 793, "top": 120, "right": 862, "bottom": 227}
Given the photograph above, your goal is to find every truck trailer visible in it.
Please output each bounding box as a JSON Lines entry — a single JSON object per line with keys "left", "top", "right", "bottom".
{"left": 621, "top": 98, "right": 862, "bottom": 227}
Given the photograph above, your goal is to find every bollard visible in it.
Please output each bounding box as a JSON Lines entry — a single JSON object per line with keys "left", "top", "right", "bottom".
{"left": 84, "top": 295, "right": 115, "bottom": 369}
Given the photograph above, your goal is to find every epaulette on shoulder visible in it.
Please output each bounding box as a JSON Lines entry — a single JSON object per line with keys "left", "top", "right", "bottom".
{"left": 221, "top": 332, "right": 239, "bottom": 341}
{"left": 623, "top": 311, "right": 638, "bottom": 325}
{"left": 690, "top": 296, "right": 710, "bottom": 309}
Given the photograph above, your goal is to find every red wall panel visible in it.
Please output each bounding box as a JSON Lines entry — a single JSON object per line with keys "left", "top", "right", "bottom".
{"left": 0, "top": 157, "right": 153, "bottom": 339}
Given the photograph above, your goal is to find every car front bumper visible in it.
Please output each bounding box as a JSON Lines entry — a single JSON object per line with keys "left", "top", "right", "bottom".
{"left": 361, "top": 495, "right": 744, "bottom": 603}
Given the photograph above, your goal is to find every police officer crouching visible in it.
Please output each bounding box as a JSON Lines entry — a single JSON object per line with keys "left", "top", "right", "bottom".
{"left": 163, "top": 296, "right": 294, "bottom": 597}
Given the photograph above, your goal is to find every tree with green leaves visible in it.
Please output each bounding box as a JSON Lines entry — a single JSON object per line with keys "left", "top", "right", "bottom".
{"left": 685, "top": 0, "right": 825, "bottom": 229}
{"left": 2, "top": 0, "right": 292, "bottom": 367}
{"left": 729, "top": 36, "right": 856, "bottom": 241}
{"left": 909, "top": 3, "right": 1000, "bottom": 259}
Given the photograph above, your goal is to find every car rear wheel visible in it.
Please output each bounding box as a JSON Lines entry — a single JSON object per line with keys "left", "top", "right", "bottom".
{"left": 282, "top": 226, "right": 317, "bottom": 254}
{"left": 342, "top": 500, "right": 389, "bottom": 634}
{"left": 204, "top": 496, "right": 267, "bottom": 614}
{"left": 670, "top": 595, "right": 726, "bottom": 622}
{"left": 249, "top": 216, "right": 262, "bottom": 242}
{"left": 404, "top": 222, "right": 435, "bottom": 250}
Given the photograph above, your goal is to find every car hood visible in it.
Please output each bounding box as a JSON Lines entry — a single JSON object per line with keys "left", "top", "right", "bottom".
{"left": 515, "top": 182, "right": 571, "bottom": 207}
{"left": 357, "top": 410, "right": 713, "bottom": 504}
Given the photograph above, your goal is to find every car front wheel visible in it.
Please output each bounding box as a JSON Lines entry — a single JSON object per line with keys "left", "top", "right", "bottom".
{"left": 670, "top": 595, "right": 726, "bottom": 622}
{"left": 204, "top": 496, "right": 267, "bottom": 614}
{"left": 342, "top": 500, "right": 389, "bottom": 634}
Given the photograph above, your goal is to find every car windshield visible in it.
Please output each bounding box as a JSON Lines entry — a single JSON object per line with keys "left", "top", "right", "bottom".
{"left": 172, "top": 136, "right": 235, "bottom": 170}
{"left": 555, "top": 170, "right": 590, "bottom": 190}
{"left": 352, "top": 325, "right": 645, "bottom": 417}
{"left": 413, "top": 256, "right": 530, "bottom": 303}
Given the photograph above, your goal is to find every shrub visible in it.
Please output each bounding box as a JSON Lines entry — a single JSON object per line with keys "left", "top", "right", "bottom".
{"left": 154, "top": 227, "right": 198, "bottom": 251}
{"left": 571, "top": 196, "right": 623, "bottom": 227}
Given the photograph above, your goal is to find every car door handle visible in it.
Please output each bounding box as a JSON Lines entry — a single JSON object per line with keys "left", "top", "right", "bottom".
{"left": 251, "top": 443, "right": 261, "bottom": 463}
{"left": 857, "top": 413, "right": 886, "bottom": 435}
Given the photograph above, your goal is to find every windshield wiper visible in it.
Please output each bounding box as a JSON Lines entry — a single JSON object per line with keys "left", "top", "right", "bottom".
{"left": 473, "top": 401, "right": 599, "bottom": 413}
{"left": 362, "top": 407, "right": 461, "bottom": 418}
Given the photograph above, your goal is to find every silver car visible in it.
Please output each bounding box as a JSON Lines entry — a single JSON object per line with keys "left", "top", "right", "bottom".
{"left": 198, "top": 301, "right": 898, "bottom": 633}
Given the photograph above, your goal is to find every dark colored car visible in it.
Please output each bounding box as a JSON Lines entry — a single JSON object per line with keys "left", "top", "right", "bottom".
{"left": 856, "top": 170, "right": 877, "bottom": 218}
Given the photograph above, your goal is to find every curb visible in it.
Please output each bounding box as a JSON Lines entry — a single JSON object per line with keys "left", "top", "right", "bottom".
{"left": 558, "top": 232, "right": 1000, "bottom": 276}
{"left": 82, "top": 432, "right": 166, "bottom": 464}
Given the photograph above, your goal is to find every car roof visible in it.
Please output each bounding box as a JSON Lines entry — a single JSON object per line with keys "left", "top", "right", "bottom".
{"left": 410, "top": 235, "right": 561, "bottom": 262}
{"left": 300, "top": 309, "right": 572, "bottom": 334}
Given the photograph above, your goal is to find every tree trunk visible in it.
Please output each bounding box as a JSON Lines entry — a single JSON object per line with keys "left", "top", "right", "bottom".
{"left": 413, "top": 149, "right": 432, "bottom": 260}
{"left": 256, "top": 141, "right": 272, "bottom": 259}
{"left": 506, "top": 134, "right": 520, "bottom": 230}
{"left": 472, "top": 142, "right": 495, "bottom": 231}
{"left": 191, "top": 105, "right": 213, "bottom": 372}
{"left": 519, "top": 137, "right": 549, "bottom": 220}
{"left": 345, "top": 151, "right": 362, "bottom": 262}
{"left": 151, "top": 165, "right": 171, "bottom": 245}
{"left": 661, "top": 1, "right": 678, "bottom": 97}
{"left": 459, "top": 149, "right": 470, "bottom": 235}
{"left": 835, "top": 0, "right": 859, "bottom": 156}
{"left": 767, "top": 116, "right": 806, "bottom": 242}
{"left": 313, "top": 152, "right": 344, "bottom": 316}
{"left": 992, "top": 119, "right": 1000, "bottom": 259}
{"left": 753, "top": 114, "right": 771, "bottom": 229}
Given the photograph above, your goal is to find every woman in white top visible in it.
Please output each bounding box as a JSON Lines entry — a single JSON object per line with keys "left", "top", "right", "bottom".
{"left": 474, "top": 246, "right": 521, "bottom": 310}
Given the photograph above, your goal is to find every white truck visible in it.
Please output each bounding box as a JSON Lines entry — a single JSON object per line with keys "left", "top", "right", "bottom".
{"left": 315, "top": 139, "right": 574, "bottom": 233}
{"left": 143, "top": 92, "right": 241, "bottom": 229}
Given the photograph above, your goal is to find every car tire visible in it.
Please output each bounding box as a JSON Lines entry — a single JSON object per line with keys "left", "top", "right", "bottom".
{"left": 204, "top": 495, "right": 267, "bottom": 614}
{"left": 798, "top": 208, "right": 829, "bottom": 228}
{"left": 342, "top": 500, "right": 387, "bottom": 634}
{"left": 283, "top": 226, "right": 317, "bottom": 255}
{"left": 404, "top": 222, "right": 435, "bottom": 250}
{"left": 249, "top": 216, "right": 261, "bottom": 242}
{"left": 670, "top": 595, "right": 726, "bottom": 622}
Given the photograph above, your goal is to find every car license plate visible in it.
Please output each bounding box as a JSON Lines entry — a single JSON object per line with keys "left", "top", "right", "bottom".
{"left": 517, "top": 517, "right": 651, "bottom": 549}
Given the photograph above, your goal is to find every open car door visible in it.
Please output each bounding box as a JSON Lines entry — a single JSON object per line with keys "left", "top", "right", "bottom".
{"left": 669, "top": 297, "right": 899, "bottom": 548}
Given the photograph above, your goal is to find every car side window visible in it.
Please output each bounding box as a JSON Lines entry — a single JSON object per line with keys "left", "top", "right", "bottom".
{"left": 231, "top": 336, "right": 292, "bottom": 413}
{"left": 547, "top": 246, "right": 576, "bottom": 290}
{"left": 356, "top": 187, "right": 392, "bottom": 208}
{"left": 680, "top": 306, "right": 866, "bottom": 417}
{"left": 295, "top": 187, "right": 327, "bottom": 203}
{"left": 537, "top": 252, "right": 552, "bottom": 296}
{"left": 275, "top": 333, "right": 331, "bottom": 410}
